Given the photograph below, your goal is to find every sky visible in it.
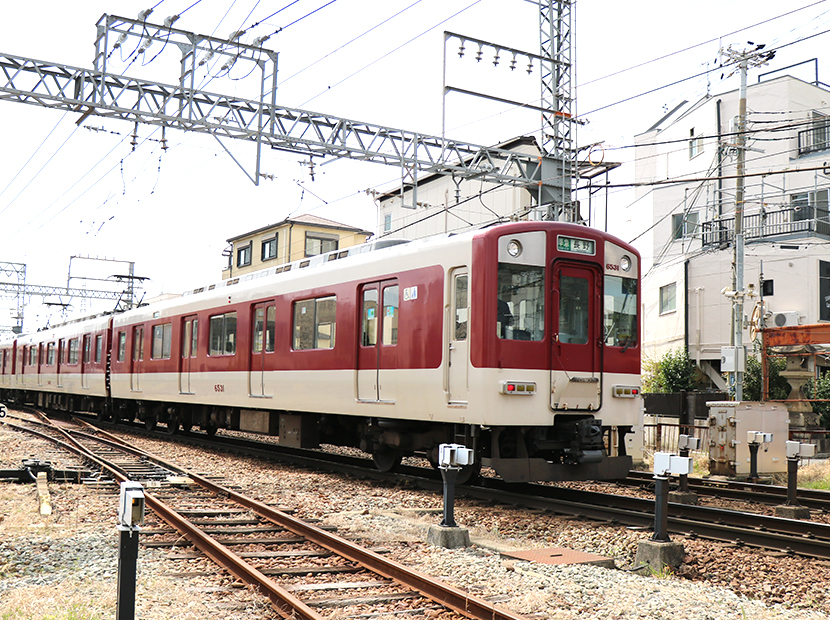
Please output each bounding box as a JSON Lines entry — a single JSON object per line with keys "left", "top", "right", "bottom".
{"left": 0, "top": 0, "right": 828, "bottom": 332}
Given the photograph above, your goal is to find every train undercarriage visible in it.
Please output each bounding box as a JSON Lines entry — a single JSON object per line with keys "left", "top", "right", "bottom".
{"left": 1, "top": 388, "right": 632, "bottom": 484}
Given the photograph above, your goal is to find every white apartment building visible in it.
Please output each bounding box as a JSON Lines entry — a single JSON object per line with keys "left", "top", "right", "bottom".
{"left": 635, "top": 72, "right": 830, "bottom": 387}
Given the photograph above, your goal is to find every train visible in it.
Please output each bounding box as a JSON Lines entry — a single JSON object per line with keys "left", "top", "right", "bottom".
{"left": 0, "top": 221, "right": 642, "bottom": 483}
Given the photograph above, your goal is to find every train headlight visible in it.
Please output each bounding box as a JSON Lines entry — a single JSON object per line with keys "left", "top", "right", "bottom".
{"left": 620, "top": 255, "right": 631, "bottom": 272}
{"left": 506, "top": 239, "right": 523, "bottom": 258}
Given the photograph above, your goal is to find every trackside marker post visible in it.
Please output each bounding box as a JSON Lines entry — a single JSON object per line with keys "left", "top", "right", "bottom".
{"left": 426, "top": 444, "right": 472, "bottom": 549}
{"left": 117, "top": 481, "right": 145, "bottom": 620}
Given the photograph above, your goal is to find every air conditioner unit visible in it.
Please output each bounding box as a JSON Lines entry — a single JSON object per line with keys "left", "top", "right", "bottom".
{"left": 771, "top": 311, "right": 800, "bottom": 327}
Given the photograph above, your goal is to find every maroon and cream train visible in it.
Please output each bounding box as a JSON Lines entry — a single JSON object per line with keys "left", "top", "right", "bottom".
{"left": 0, "top": 221, "right": 641, "bottom": 483}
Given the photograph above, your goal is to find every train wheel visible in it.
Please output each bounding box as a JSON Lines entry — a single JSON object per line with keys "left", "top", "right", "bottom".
{"left": 180, "top": 420, "right": 193, "bottom": 434}
{"left": 372, "top": 449, "right": 403, "bottom": 473}
{"left": 204, "top": 424, "right": 218, "bottom": 436}
{"left": 144, "top": 416, "right": 157, "bottom": 431}
{"left": 455, "top": 460, "right": 482, "bottom": 486}
{"left": 165, "top": 419, "right": 179, "bottom": 435}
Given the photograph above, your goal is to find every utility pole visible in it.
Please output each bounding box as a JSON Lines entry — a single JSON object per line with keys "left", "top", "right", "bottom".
{"left": 721, "top": 44, "right": 775, "bottom": 401}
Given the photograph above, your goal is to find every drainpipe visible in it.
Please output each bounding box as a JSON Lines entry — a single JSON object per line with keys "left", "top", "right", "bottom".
{"left": 716, "top": 99, "right": 724, "bottom": 217}
{"left": 684, "top": 258, "right": 690, "bottom": 355}
{"left": 287, "top": 221, "right": 295, "bottom": 263}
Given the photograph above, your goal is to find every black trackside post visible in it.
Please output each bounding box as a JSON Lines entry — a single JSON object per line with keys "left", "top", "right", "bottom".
{"left": 117, "top": 527, "right": 140, "bottom": 620}
{"left": 748, "top": 443, "right": 761, "bottom": 482}
{"left": 678, "top": 447, "right": 690, "bottom": 493}
{"left": 786, "top": 458, "right": 799, "bottom": 506}
{"left": 651, "top": 476, "right": 671, "bottom": 542}
{"left": 440, "top": 467, "right": 459, "bottom": 528}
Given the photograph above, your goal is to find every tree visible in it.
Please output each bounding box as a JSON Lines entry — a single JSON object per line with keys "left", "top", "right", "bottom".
{"left": 742, "top": 353, "right": 790, "bottom": 402}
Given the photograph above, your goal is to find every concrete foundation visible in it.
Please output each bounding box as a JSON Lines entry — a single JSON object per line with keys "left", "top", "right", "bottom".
{"left": 668, "top": 490, "right": 698, "bottom": 505}
{"left": 634, "top": 540, "right": 685, "bottom": 572}
{"left": 426, "top": 525, "right": 470, "bottom": 549}
{"left": 774, "top": 505, "right": 812, "bottom": 520}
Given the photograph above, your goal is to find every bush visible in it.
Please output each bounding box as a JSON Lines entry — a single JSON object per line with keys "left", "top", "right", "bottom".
{"left": 743, "top": 353, "right": 790, "bottom": 401}
{"left": 645, "top": 348, "right": 695, "bottom": 393}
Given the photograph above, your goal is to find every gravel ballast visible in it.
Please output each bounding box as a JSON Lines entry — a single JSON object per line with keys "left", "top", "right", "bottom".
{"left": 1, "top": 420, "right": 829, "bottom": 619}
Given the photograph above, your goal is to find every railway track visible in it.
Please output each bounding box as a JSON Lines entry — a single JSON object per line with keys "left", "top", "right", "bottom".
{"left": 3, "top": 412, "right": 528, "bottom": 620}
{"left": 9, "top": 408, "right": 830, "bottom": 561}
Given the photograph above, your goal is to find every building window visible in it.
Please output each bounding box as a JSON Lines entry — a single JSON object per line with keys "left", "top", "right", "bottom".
{"left": 305, "top": 233, "right": 338, "bottom": 257}
{"left": 791, "top": 189, "right": 829, "bottom": 222}
{"left": 821, "top": 261, "right": 830, "bottom": 322}
{"left": 237, "top": 244, "right": 252, "bottom": 268}
{"left": 383, "top": 213, "right": 392, "bottom": 233}
{"left": 293, "top": 296, "right": 336, "bottom": 350}
{"left": 151, "top": 323, "right": 173, "bottom": 359}
{"left": 659, "top": 283, "right": 677, "bottom": 315}
{"left": 209, "top": 312, "right": 238, "bottom": 356}
{"left": 689, "top": 128, "right": 703, "bottom": 159}
{"left": 671, "top": 211, "right": 700, "bottom": 240}
{"left": 261, "top": 236, "right": 278, "bottom": 261}
{"left": 117, "top": 332, "right": 127, "bottom": 362}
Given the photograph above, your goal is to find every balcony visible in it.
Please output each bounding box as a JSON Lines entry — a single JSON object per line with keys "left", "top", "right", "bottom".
{"left": 701, "top": 205, "right": 830, "bottom": 246}
{"left": 798, "top": 123, "right": 830, "bottom": 155}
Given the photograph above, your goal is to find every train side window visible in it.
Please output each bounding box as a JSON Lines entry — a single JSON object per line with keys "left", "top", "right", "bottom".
{"left": 293, "top": 296, "right": 336, "bottom": 350}
{"left": 361, "top": 289, "right": 378, "bottom": 346}
{"left": 192, "top": 319, "right": 198, "bottom": 356}
{"left": 151, "top": 323, "right": 173, "bottom": 359}
{"left": 266, "top": 306, "right": 276, "bottom": 352}
{"left": 381, "top": 285, "right": 399, "bottom": 346}
{"left": 95, "top": 336, "right": 103, "bottom": 363}
{"left": 68, "top": 338, "right": 80, "bottom": 364}
{"left": 133, "top": 327, "right": 144, "bottom": 361}
{"left": 47, "top": 343, "right": 56, "bottom": 365}
{"left": 454, "top": 274, "right": 468, "bottom": 340}
{"left": 209, "top": 312, "right": 237, "bottom": 356}
{"left": 117, "top": 332, "right": 127, "bottom": 362}
{"left": 497, "top": 263, "right": 545, "bottom": 341}
{"left": 253, "top": 308, "right": 265, "bottom": 354}
{"left": 83, "top": 337, "right": 91, "bottom": 363}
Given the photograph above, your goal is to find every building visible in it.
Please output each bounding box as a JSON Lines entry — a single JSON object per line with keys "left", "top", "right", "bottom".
{"left": 221, "top": 214, "right": 373, "bottom": 279}
{"left": 635, "top": 71, "right": 830, "bottom": 388}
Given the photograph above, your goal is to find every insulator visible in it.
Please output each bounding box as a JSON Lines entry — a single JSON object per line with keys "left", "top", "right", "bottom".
{"left": 526, "top": 60, "right": 534, "bottom": 74}
{"left": 457, "top": 43, "right": 465, "bottom": 58}
{"left": 163, "top": 15, "right": 180, "bottom": 28}
{"left": 475, "top": 45, "right": 483, "bottom": 62}
{"left": 510, "top": 53, "right": 518, "bottom": 71}
{"left": 492, "top": 52, "right": 500, "bottom": 67}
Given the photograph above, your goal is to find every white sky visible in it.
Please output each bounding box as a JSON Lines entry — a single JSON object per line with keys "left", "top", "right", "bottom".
{"left": 0, "top": 0, "right": 828, "bottom": 331}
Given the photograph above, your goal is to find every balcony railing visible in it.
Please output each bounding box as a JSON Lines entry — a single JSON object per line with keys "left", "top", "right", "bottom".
{"left": 701, "top": 205, "right": 830, "bottom": 246}
{"left": 798, "top": 124, "right": 830, "bottom": 155}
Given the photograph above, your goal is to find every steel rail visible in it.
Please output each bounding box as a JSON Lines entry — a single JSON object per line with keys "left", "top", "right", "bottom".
{"left": 3, "top": 418, "right": 330, "bottom": 620}
{"left": 73, "top": 421, "right": 530, "bottom": 620}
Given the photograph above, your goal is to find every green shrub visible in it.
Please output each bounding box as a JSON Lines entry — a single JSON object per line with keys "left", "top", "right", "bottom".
{"left": 645, "top": 348, "right": 695, "bottom": 393}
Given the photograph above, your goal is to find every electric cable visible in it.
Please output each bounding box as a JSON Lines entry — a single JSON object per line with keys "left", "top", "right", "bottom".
{"left": 0, "top": 112, "right": 68, "bottom": 205}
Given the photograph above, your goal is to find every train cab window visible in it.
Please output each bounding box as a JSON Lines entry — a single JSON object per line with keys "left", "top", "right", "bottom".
{"left": 293, "top": 297, "right": 336, "bottom": 350}
{"left": 362, "top": 289, "right": 378, "bottom": 346}
{"left": 497, "top": 264, "right": 545, "bottom": 341}
{"left": 558, "top": 276, "right": 589, "bottom": 345}
{"left": 382, "top": 285, "right": 399, "bottom": 346}
{"left": 151, "top": 323, "right": 173, "bottom": 359}
{"left": 47, "top": 343, "right": 56, "bottom": 366}
{"left": 209, "top": 312, "right": 237, "bottom": 356}
{"left": 68, "top": 339, "right": 79, "bottom": 364}
{"left": 95, "top": 335, "right": 103, "bottom": 363}
{"left": 604, "top": 275, "right": 638, "bottom": 348}
{"left": 117, "top": 332, "right": 127, "bottom": 362}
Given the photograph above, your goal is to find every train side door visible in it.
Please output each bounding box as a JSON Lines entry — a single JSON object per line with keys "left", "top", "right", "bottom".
{"left": 81, "top": 335, "right": 91, "bottom": 389}
{"left": 56, "top": 340, "right": 63, "bottom": 388}
{"left": 357, "top": 280, "right": 398, "bottom": 402}
{"left": 551, "top": 263, "right": 602, "bottom": 411}
{"left": 131, "top": 326, "right": 143, "bottom": 392}
{"left": 36, "top": 344, "right": 43, "bottom": 387}
{"left": 447, "top": 269, "right": 469, "bottom": 405}
{"left": 249, "top": 304, "right": 275, "bottom": 397}
{"left": 179, "top": 316, "right": 198, "bottom": 394}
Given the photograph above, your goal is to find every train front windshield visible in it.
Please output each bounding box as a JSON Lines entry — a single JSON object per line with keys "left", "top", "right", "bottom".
{"left": 497, "top": 264, "right": 545, "bottom": 341}
{"left": 603, "top": 275, "right": 638, "bottom": 348}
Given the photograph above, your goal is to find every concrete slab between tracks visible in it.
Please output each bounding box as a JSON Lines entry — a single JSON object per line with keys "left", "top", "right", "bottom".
{"left": 499, "top": 547, "right": 615, "bottom": 569}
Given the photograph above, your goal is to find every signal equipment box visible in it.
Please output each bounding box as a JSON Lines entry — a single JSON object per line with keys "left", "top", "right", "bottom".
{"left": 707, "top": 401, "right": 788, "bottom": 477}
